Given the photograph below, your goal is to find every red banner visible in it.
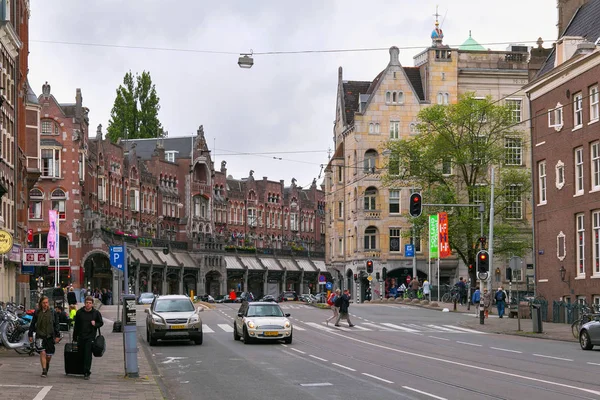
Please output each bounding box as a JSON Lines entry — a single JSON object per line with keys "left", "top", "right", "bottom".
{"left": 438, "top": 212, "right": 451, "bottom": 258}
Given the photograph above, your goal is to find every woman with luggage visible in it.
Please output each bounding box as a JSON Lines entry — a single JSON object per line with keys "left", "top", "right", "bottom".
{"left": 73, "top": 296, "right": 103, "bottom": 380}
{"left": 28, "top": 296, "right": 61, "bottom": 377}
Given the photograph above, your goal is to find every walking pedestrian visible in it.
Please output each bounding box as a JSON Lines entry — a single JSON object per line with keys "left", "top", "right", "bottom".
{"left": 67, "top": 287, "right": 77, "bottom": 306}
{"left": 28, "top": 296, "right": 61, "bottom": 378}
{"left": 334, "top": 290, "right": 355, "bottom": 327}
{"left": 456, "top": 277, "right": 467, "bottom": 305}
{"left": 325, "top": 289, "right": 340, "bottom": 325}
{"left": 495, "top": 287, "right": 507, "bottom": 318}
{"left": 482, "top": 289, "right": 492, "bottom": 318}
{"left": 79, "top": 287, "right": 86, "bottom": 303}
{"left": 410, "top": 276, "right": 420, "bottom": 298}
{"left": 73, "top": 296, "right": 104, "bottom": 380}
{"left": 472, "top": 288, "right": 481, "bottom": 316}
{"left": 422, "top": 280, "right": 431, "bottom": 301}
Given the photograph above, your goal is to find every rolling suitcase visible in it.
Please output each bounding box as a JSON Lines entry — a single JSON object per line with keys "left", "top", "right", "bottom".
{"left": 64, "top": 330, "right": 85, "bottom": 375}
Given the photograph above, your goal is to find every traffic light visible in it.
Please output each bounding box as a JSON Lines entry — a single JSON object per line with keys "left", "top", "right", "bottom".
{"left": 409, "top": 193, "right": 422, "bottom": 217}
{"left": 468, "top": 264, "right": 473, "bottom": 272}
{"left": 376, "top": 272, "right": 380, "bottom": 280}
{"left": 382, "top": 269, "right": 387, "bottom": 280}
{"left": 506, "top": 267, "right": 512, "bottom": 282}
{"left": 476, "top": 250, "right": 489, "bottom": 273}
{"left": 366, "top": 260, "right": 374, "bottom": 274}
{"left": 353, "top": 273, "right": 358, "bottom": 281}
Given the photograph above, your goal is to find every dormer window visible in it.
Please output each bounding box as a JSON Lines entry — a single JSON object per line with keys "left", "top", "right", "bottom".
{"left": 41, "top": 120, "right": 60, "bottom": 135}
{"left": 385, "top": 91, "right": 404, "bottom": 105}
{"left": 165, "top": 150, "right": 178, "bottom": 163}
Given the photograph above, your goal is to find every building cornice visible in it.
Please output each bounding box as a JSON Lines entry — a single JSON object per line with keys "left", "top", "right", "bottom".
{"left": 0, "top": 21, "right": 22, "bottom": 59}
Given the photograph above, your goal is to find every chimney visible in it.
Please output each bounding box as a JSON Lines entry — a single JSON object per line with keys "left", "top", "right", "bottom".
{"left": 389, "top": 46, "right": 400, "bottom": 66}
{"left": 75, "top": 88, "right": 83, "bottom": 122}
{"left": 555, "top": 36, "right": 588, "bottom": 67}
{"left": 557, "top": 0, "right": 589, "bottom": 38}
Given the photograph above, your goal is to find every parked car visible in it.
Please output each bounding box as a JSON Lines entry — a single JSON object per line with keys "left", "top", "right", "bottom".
{"left": 313, "top": 292, "right": 328, "bottom": 303}
{"left": 299, "top": 294, "right": 316, "bottom": 303}
{"left": 233, "top": 301, "right": 292, "bottom": 344}
{"left": 197, "top": 294, "right": 215, "bottom": 303}
{"left": 137, "top": 292, "right": 155, "bottom": 305}
{"left": 278, "top": 291, "right": 298, "bottom": 302}
{"left": 579, "top": 318, "right": 600, "bottom": 350}
{"left": 235, "top": 292, "right": 255, "bottom": 303}
{"left": 145, "top": 295, "right": 204, "bottom": 346}
{"left": 259, "top": 295, "right": 278, "bottom": 303}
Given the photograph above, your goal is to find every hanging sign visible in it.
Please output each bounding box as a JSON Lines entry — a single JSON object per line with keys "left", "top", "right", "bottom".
{"left": 0, "top": 229, "right": 13, "bottom": 254}
{"left": 429, "top": 214, "right": 439, "bottom": 258}
{"left": 48, "top": 210, "right": 58, "bottom": 258}
{"left": 438, "top": 212, "right": 451, "bottom": 258}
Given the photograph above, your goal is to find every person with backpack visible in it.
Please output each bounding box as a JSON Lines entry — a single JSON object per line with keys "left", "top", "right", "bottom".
{"left": 334, "top": 289, "right": 355, "bottom": 327}
{"left": 325, "top": 289, "right": 341, "bottom": 325}
{"left": 495, "top": 287, "right": 507, "bottom": 318}
{"left": 471, "top": 288, "right": 481, "bottom": 316}
{"left": 28, "top": 295, "right": 61, "bottom": 378}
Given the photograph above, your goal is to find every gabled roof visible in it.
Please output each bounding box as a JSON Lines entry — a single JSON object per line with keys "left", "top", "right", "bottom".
{"left": 123, "top": 136, "right": 195, "bottom": 161}
{"left": 403, "top": 67, "right": 425, "bottom": 101}
{"left": 26, "top": 81, "right": 38, "bottom": 104}
{"left": 342, "top": 80, "right": 372, "bottom": 125}
{"left": 537, "top": 0, "right": 600, "bottom": 77}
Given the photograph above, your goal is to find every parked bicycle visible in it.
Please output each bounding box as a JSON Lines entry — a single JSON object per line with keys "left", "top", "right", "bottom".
{"left": 441, "top": 286, "right": 461, "bottom": 303}
{"left": 571, "top": 304, "right": 600, "bottom": 338}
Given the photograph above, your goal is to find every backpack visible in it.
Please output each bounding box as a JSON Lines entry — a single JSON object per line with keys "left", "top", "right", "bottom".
{"left": 326, "top": 293, "right": 336, "bottom": 306}
{"left": 496, "top": 291, "right": 504, "bottom": 301}
{"left": 334, "top": 295, "right": 343, "bottom": 307}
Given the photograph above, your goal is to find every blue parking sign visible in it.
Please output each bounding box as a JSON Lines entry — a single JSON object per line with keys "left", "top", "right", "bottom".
{"left": 405, "top": 244, "right": 414, "bottom": 257}
{"left": 109, "top": 246, "right": 124, "bottom": 271}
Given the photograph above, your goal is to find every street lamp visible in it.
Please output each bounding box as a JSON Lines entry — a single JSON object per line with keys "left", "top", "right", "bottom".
{"left": 238, "top": 52, "right": 254, "bottom": 69}
{"left": 559, "top": 265, "right": 566, "bottom": 282}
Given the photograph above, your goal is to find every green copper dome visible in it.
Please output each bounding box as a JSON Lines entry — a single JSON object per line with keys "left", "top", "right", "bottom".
{"left": 459, "top": 31, "right": 486, "bottom": 51}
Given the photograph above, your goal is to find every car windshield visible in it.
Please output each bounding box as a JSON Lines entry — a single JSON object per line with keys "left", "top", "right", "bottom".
{"left": 247, "top": 305, "right": 284, "bottom": 317}
{"left": 154, "top": 299, "right": 194, "bottom": 313}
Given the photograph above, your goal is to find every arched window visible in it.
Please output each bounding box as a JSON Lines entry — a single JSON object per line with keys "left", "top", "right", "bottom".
{"left": 32, "top": 233, "right": 69, "bottom": 258}
{"left": 364, "top": 187, "right": 377, "bottom": 210}
{"left": 385, "top": 91, "right": 391, "bottom": 103}
{"left": 364, "top": 226, "right": 378, "bottom": 250}
{"left": 51, "top": 189, "right": 66, "bottom": 220}
{"left": 29, "top": 188, "right": 44, "bottom": 220}
{"left": 41, "top": 119, "right": 60, "bottom": 135}
{"left": 364, "top": 150, "right": 378, "bottom": 173}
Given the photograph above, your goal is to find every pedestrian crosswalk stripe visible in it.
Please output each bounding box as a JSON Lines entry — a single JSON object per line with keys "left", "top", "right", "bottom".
{"left": 203, "top": 325, "right": 215, "bottom": 333}
{"left": 426, "top": 324, "right": 463, "bottom": 332}
{"left": 362, "top": 322, "right": 394, "bottom": 331}
{"left": 380, "top": 323, "right": 420, "bottom": 333}
{"left": 442, "top": 325, "right": 486, "bottom": 334}
{"left": 293, "top": 326, "right": 305, "bottom": 331}
{"left": 218, "top": 324, "right": 233, "bottom": 332}
{"left": 306, "top": 322, "right": 335, "bottom": 332}
{"left": 351, "top": 325, "right": 371, "bottom": 331}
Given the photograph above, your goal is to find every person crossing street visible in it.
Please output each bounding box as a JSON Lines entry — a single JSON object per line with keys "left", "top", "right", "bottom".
{"left": 334, "top": 289, "right": 354, "bottom": 327}
{"left": 325, "top": 289, "right": 340, "bottom": 325}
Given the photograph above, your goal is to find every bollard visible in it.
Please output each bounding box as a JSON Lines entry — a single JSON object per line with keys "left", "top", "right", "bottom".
{"left": 453, "top": 298, "right": 457, "bottom": 311}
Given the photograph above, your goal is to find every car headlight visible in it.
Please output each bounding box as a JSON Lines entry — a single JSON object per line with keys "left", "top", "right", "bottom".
{"left": 189, "top": 315, "right": 199, "bottom": 323}
{"left": 284, "top": 320, "right": 291, "bottom": 329}
{"left": 152, "top": 315, "right": 164, "bottom": 324}
{"left": 247, "top": 320, "right": 255, "bottom": 329}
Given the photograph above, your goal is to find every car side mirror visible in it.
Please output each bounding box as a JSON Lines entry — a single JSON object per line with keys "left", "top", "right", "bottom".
{"left": 285, "top": 313, "right": 291, "bottom": 317}
{"left": 144, "top": 309, "right": 149, "bottom": 314}
{"left": 237, "top": 312, "right": 244, "bottom": 317}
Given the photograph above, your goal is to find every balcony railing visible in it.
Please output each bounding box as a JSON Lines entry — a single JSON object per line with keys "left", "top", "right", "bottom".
{"left": 362, "top": 209, "right": 381, "bottom": 220}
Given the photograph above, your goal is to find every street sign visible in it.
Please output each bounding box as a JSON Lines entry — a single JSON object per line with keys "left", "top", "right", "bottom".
{"left": 405, "top": 244, "right": 414, "bottom": 257}
{"left": 318, "top": 275, "right": 326, "bottom": 283}
{"left": 22, "top": 248, "right": 49, "bottom": 267}
{"left": 367, "top": 275, "right": 373, "bottom": 282}
{"left": 325, "top": 282, "right": 333, "bottom": 290}
{"left": 109, "top": 246, "right": 125, "bottom": 271}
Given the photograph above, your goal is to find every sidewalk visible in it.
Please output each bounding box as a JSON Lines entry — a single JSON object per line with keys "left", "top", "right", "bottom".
{"left": 0, "top": 314, "right": 164, "bottom": 400}
{"left": 367, "top": 298, "right": 577, "bottom": 342}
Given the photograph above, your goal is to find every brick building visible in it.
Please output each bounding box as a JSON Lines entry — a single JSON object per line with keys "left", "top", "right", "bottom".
{"left": 525, "top": 0, "right": 600, "bottom": 308}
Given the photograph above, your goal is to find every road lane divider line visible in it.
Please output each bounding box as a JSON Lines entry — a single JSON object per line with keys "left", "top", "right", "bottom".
{"left": 402, "top": 386, "right": 447, "bottom": 400}
{"left": 291, "top": 348, "right": 306, "bottom": 355}
{"left": 533, "top": 354, "right": 573, "bottom": 362}
{"left": 203, "top": 325, "right": 215, "bottom": 333}
{"left": 309, "top": 355, "right": 328, "bottom": 362}
{"left": 217, "top": 324, "right": 233, "bottom": 332}
{"left": 380, "top": 323, "right": 419, "bottom": 332}
{"left": 456, "top": 341, "right": 482, "bottom": 347}
{"left": 587, "top": 362, "right": 600, "bottom": 366}
{"left": 362, "top": 373, "right": 393, "bottom": 384}
{"left": 332, "top": 362, "right": 356, "bottom": 372}
{"left": 490, "top": 347, "right": 522, "bottom": 353}
{"left": 427, "top": 336, "right": 450, "bottom": 341}
{"left": 313, "top": 328, "right": 600, "bottom": 397}
{"left": 300, "top": 383, "right": 332, "bottom": 387}
{"left": 443, "top": 325, "right": 487, "bottom": 334}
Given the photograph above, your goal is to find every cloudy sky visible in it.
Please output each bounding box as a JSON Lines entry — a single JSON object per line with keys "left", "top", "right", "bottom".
{"left": 29, "top": 0, "right": 556, "bottom": 188}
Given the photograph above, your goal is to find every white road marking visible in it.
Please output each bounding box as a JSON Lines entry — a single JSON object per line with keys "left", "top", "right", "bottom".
{"left": 428, "top": 336, "right": 450, "bottom": 341}
{"left": 162, "top": 357, "right": 187, "bottom": 364}
{"left": 587, "top": 362, "right": 600, "bottom": 366}
{"left": 403, "top": 386, "right": 447, "bottom": 400}
{"left": 218, "top": 324, "right": 233, "bottom": 332}
{"left": 293, "top": 326, "right": 305, "bottom": 331}
{"left": 362, "top": 373, "right": 394, "bottom": 384}
{"left": 442, "top": 325, "right": 487, "bottom": 334}
{"left": 33, "top": 386, "right": 53, "bottom": 400}
{"left": 306, "top": 322, "right": 335, "bottom": 332}
{"left": 203, "top": 325, "right": 214, "bottom": 333}
{"left": 351, "top": 325, "right": 372, "bottom": 331}
{"left": 533, "top": 354, "right": 573, "bottom": 362}
{"left": 311, "top": 328, "right": 600, "bottom": 397}
{"left": 362, "top": 322, "right": 394, "bottom": 331}
{"left": 490, "top": 347, "right": 522, "bottom": 354}
{"left": 426, "top": 325, "right": 465, "bottom": 333}
{"left": 332, "top": 325, "right": 352, "bottom": 331}
{"left": 332, "top": 362, "right": 356, "bottom": 371}
{"left": 456, "top": 341, "right": 482, "bottom": 347}
{"left": 291, "top": 348, "right": 306, "bottom": 355}
{"left": 300, "top": 383, "right": 333, "bottom": 387}
{"left": 309, "top": 355, "right": 328, "bottom": 362}
{"left": 380, "top": 323, "right": 419, "bottom": 332}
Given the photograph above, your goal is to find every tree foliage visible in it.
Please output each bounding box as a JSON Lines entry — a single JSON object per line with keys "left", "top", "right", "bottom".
{"left": 382, "top": 93, "right": 531, "bottom": 283}
{"left": 107, "top": 71, "right": 164, "bottom": 142}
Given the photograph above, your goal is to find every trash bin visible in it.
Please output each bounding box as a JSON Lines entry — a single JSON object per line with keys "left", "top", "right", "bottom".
{"left": 532, "top": 303, "right": 543, "bottom": 333}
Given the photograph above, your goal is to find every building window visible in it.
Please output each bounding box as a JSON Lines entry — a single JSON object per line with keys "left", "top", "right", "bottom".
{"left": 593, "top": 211, "right": 600, "bottom": 276}
{"left": 364, "top": 187, "right": 377, "bottom": 210}
{"left": 386, "top": 91, "right": 404, "bottom": 104}
{"left": 390, "top": 228, "right": 401, "bottom": 252}
{"left": 78, "top": 152, "right": 85, "bottom": 182}
{"left": 338, "top": 166, "right": 343, "bottom": 183}
{"left": 389, "top": 190, "right": 400, "bottom": 214}
{"left": 506, "top": 99, "right": 522, "bottom": 123}
{"left": 505, "top": 185, "right": 522, "bottom": 219}
{"left": 591, "top": 86, "right": 599, "bottom": 122}
{"left": 441, "top": 158, "right": 452, "bottom": 175}
{"left": 248, "top": 208, "right": 257, "bottom": 227}
{"left": 388, "top": 152, "right": 400, "bottom": 176}
{"left": 504, "top": 138, "right": 522, "bottom": 166}
{"left": 437, "top": 92, "right": 449, "bottom": 105}
{"left": 385, "top": 91, "right": 391, "bottom": 103}
{"left": 29, "top": 188, "right": 43, "bottom": 220}
{"left": 364, "top": 150, "right": 377, "bottom": 173}
{"left": 129, "top": 189, "right": 139, "bottom": 212}
{"left": 577, "top": 213, "right": 585, "bottom": 276}
{"left": 369, "top": 123, "right": 380, "bottom": 134}
{"left": 575, "top": 147, "right": 584, "bottom": 195}
{"left": 41, "top": 148, "right": 60, "bottom": 178}
{"left": 193, "top": 196, "right": 201, "bottom": 217}
{"left": 97, "top": 177, "right": 106, "bottom": 202}
{"left": 338, "top": 238, "right": 343, "bottom": 255}
{"left": 557, "top": 231, "right": 566, "bottom": 261}
{"left": 592, "top": 142, "right": 600, "bottom": 191}
{"left": 409, "top": 122, "right": 417, "bottom": 135}
{"left": 369, "top": 123, "right": 374, "bottom": 134}
{"left": 337, "top": 201, "right": 343, "bottom": 219}
{"left": 389, "top": 121, "right": 399, "bottom": 139}
{"left": 548, "top": 103, "right": 564, "bottom": 130}
{"left": 538, "top": 161, "right": 547, "bottom": 205}
{"left": 556, "top": 160, "right": 565, "bottom": 190}
{"left": 41, "top": 120, "right": 59, "bottom": 135}
{"left": 165, "top": 151, "right": 178, "bottom": 163}
{"left": 51, "top": 189, "right": 66, "bottom": 220}
{"left": 574, "top": 92, "right": 583, "bottom": 128}
{"left": 364, "top": 226, "right": 377, "bottom": 250}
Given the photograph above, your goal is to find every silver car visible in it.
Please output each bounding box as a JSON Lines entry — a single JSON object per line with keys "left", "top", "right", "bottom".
{"left": 579, "top": 318, "right": 600, "bottom": 350}
{"left": 233, "top": 301, "right": 292, "bottom": 344}
{"left": 145, "top": 295, "right": 203, "bottom": 346}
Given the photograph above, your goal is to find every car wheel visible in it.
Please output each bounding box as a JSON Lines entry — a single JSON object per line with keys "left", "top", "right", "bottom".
{"left": 580, "top": 330, "right": 593, "bottom": 350}
{"left": 194, "top": 329, "right": 203, "bottom": 345}
{"left": 233, "top": 324, "right": 240, "bottom": 341}
{"left": 148, "top": 328, "right": 158, "bottom": 346}
{"left": 284, "top": 333, "right": 292, "bottom": 345}
{"left": 243, "top": 326, "right": 252, "bottom": 344}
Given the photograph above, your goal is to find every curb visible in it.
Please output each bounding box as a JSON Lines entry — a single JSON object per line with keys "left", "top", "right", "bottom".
{"left": 138, "top": 330, "right": 169, "bottom": 400}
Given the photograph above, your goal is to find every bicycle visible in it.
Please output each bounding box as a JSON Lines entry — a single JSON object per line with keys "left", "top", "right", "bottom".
{"left": 571, "top": 304, "right": 600, "bottom": 338}
{"left": 441, "top": 287, "right": 460, "bottom": 303}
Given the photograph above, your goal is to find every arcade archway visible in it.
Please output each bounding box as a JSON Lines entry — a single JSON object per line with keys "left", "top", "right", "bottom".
{"left": 205, "top": 270, "right": 222, "bottom": 297}
{"left": 82, "top": 251, "right": 112, "bottom": 293}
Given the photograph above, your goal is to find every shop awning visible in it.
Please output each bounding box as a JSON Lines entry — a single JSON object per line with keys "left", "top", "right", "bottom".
{"left": 312, "top": 260, "right": 327, "bottom": 272}
{"left": 239, "top": 257, "right": 264, "bottom": 271}
{"left": 278, "top": 258, "right": 300, "bottom": 272}
{"left": 260, "top": 257, "right": 282, "bottom": 271}
{"left": 296, "top": 259, "right": 317, "bottom": 272}
{"left": 224, "top": 255, "right": 244, "bottom": 270}
{"left": 139, "top": 248, "right": 162, "bottom": 265}
{"left": 172, "top": 252, "right": 197, "bottom": 268}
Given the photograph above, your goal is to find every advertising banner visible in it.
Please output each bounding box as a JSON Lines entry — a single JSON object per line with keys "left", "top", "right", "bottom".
{"left": 438, "top": 212, "right": 451, "bottom": 258}
{"left": 428, "top": 214, "right": 439, "bottom": 257}
{"left": 48, "top": 210, "right": 58, "bottom": 258}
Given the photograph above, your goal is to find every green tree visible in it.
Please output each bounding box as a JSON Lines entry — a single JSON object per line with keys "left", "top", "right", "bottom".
{"left": 382, "top": 93, "right": 531, "bottom": 285}
{"left": 107, "top": 71, "right": 164, "bottom": 142}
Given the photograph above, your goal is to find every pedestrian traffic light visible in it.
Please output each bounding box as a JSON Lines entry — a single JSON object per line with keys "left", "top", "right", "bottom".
{"left": 353, "top": 273, "right": 358, "bottom": 281}
{"left": 366, "top": 260, "right": 374, "bottom": 274}
{"left": 409, "top": 193, "right": 422, "bottom": 217}
{"left": 476, "top": 250, "right": 489, "bottom": 273}
{"left": 468, "top": 264, "right": 473, "bottom": 271}
{"left": 376, "top": 272, "right": 380, "bottom": 280}
{"left": 382, "top": 268, "right": 387, "bottom": 280}
{"left": 506, "top": 267, "right": 512, "bottom": 282}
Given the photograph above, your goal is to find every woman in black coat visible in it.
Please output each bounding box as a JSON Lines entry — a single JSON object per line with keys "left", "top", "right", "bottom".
{"left": 67, "top": 287, "right": 78, "bottom": 306}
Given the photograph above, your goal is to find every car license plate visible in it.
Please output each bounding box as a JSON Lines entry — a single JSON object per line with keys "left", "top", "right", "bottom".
{"left": 170, "top": 325, "right": 185, "bottom": 329}
{"left": 264, "top": 331, "right": 279, "bottom": 336}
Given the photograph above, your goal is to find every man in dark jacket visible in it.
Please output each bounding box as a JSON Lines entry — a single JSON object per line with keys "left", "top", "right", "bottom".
{"left": 28, "top": 295, "right": 60, "bottom": 378}
{"left": 333, "top": 289, "right": 355, "bottom": 327}
{"left": 495, "top": 287, "right": 507, "bottom": 318}
{"left": 73, "top": 296, "right": 104, "bottom": 380}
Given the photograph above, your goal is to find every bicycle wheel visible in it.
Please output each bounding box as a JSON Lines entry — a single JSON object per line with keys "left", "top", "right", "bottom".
{"left": 441, "top": 293, "right": 451, "bottom": 303}
{"left": 572, "top": 319, "right": 582, "bottom": 339}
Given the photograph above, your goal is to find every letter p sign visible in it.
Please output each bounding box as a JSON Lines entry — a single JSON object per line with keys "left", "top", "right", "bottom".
{"left": 109, "top": 246, "right": 124, "bottom": 271}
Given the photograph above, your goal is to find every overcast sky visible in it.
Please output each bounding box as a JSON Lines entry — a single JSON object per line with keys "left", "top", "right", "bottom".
{"left": 29, "top": 0, "right": 557, "bottom": 188}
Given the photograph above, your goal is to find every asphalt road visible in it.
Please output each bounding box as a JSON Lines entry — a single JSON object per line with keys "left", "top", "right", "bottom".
{"left": 130, "top": 302, "right": 600, "bottom": 400}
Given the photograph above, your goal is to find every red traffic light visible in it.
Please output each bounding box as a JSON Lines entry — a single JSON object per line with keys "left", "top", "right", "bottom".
{"left": 412, "top": 195, "right": 420, "bottom": 202}
{"left": 479, "top": 253, "right": 487, "bottom": 261}
{"left": 353, "top": 273, "right": 358, "bottom": 281}
{"left": 409, "top": 193, "right": 422, "bottom": 217}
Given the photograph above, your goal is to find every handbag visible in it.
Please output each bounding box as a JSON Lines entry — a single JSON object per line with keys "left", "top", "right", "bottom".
{"left": 92, "top": 326, "right": 106, "bottom": 357}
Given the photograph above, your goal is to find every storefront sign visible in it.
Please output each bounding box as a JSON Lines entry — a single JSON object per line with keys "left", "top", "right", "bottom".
{"left": 9, "top": 243, "right": 21, "bottom": 262}
{"left": 0, "top": 229, "right": 13, "bottom": 254}
{"left": 23, "top": 248, "right": 50, "bottom": 267}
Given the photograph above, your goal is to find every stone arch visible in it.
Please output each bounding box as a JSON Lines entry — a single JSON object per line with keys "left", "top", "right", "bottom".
{"left": 205, "top": 269, "right": 222, "bottom": 297}
{"left": 183, "top": 273, "right": 197, "bottom": 297}
{"left": 82, "top": 249, "right": 112, "bottom": 294}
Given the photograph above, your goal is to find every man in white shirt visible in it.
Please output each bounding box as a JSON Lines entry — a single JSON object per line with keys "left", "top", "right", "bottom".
{"left": 422, "top": 280, "right": 431, "bottom": 301}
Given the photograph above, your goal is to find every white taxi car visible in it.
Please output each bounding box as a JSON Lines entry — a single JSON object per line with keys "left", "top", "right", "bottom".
{"left": 233, "top": 301, "right": 292, "bottom": 344}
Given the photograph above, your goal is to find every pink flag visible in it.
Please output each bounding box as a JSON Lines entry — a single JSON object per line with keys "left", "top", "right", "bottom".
{"left": 48, "top": 210, "right": 57, "bottom": 258}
